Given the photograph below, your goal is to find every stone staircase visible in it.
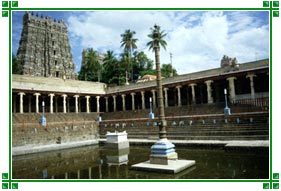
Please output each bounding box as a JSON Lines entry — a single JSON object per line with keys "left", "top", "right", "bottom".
{"left": 99, "top": 112, "right": 269, "bottom": 141}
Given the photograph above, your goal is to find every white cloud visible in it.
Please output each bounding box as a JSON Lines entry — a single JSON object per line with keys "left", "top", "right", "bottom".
{"left": 67, "top": 11, "right": 269, "bottom": 74}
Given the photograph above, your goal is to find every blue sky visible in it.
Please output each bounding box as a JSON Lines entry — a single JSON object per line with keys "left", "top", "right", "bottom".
{"left": 12, "top": 11, "right": 269, "bottom": 74}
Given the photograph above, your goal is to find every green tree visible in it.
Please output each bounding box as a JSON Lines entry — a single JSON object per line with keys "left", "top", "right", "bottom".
{"left": 120, "top": 29, "right": 138, "bottom": 81}
{"left": 133, "top": 51, "right": 155, "bottom": 79}
{"left": 161, "top": 63, "right": 178, "bottom": 78}
{"left": 12, "top": 54, "right": 23, "bottom": 74}
{"left": 78, "top": 48, "right": 101, "bottom": 82}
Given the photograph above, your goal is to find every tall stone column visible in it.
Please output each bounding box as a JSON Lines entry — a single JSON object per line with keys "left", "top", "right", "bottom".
{"left": 176, "top": 86, "right": 182, "bottom": 107}
{"left": 130, "top": 93, "right": 135, "bottom": 111}
{"left": 96, "top": 96, "right": 100, "bottom": 113}
{"left": 28, "top": 95, "right": 32, "bottom": 113}
{"left": 73, "top": 95, "right": 79, "bottom": 113}
{"left": 205, "top": 80, "right": 214, "bottom": 104}
{"left": 49, "top": 93, "right": 55, "bottom": 114}
{"left": 151, "top": 89, "right": 156, "bottom": 108}
{"left": 163, "top": 88, "right": 169, "bottom": 108}
{"left": 121, "top": 94, "right": 126, "bottom": 111}
{"left": 189, "top": 83, "right": 197, "bottom": 104}
{"left": 62, "top": 94, "right": 67, "bottom": 113}
{"left": 141, "top": 91, "right": 145, "bottom": 109}
{"left": 18, "top": 92, "right": 25, "bottom": 114}
{"left": 33, "top": 93, "right": 41, "bottom": 113}
{"left": 227, "top": 77, "right": 237, "bottom": 103}
{"left": 85, "top": 96, "right": 90, "bottom": 113}
{"left": 112, "top": 95, "right": 116, "bottom": 112}
{"left": 246, "top": 73, "right": 256, "bottom": 99}
{"left": 105, "top": 97, "right": 109, "bottom": 112}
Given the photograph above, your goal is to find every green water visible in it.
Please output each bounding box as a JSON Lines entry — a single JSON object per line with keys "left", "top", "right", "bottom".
{"left": 12, "top": 145, "right": 268, "bottom": 179}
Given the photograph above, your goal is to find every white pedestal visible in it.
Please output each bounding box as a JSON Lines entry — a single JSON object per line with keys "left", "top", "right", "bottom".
{"left": 106, "top": 131, "right": 130, "bottom": 149}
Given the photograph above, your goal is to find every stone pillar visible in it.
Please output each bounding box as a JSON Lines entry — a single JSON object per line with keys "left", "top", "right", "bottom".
{"left": 204, "top": 80, "right": 214, "bottom": 104}
{"left": 62, "top": 94, "right": 67, "bottom": 113}
{"left": 227, "top": 77, "right": 237, "bottom": 103}
{"left": 189, "top": 83, "right": 197, "bottom": 104}
{"left": 131, "top": 93, "right": 135, "bottom": 111}
{"left": 49, "top": 93, "right": 55, "bottom": 114}
{"left": 112, "top": 95, "right": 116, "bottom": 112}
{"left": 74, "top": 95, "right": 79, "bottom": 113}
{"left": 163, "top": 88, "right": 169, "bottom": 108}
{"left": 85, "top": 96, "right": 90, "bottom": 113}
{"left": 176, "top": 86, "right": 182, "bottom": 107}
{"left": 33, "top": 93, "right": 41, "bottom": 113}
{"left": 28, "top": 95, "right": 32, "bottom": 113}
{"left": 96, "top": 96, "right": 100, "bottom": 113}
{"left": 151, "top": 89, "right": 156, "bottom": 108}
{"left": 246, "top": 73, "right": 256, "bottom": 99}
{"left": 121, "top": 94, "right": 126, "bottom": 111}
{"left": 18, "top": 92, "right": 25, "bottom": 114}
{"left": 105, "top": 97, "right": 109, "bottom": 112}
{"left": 141, "top": 91, "right": 145, "bottom": 109}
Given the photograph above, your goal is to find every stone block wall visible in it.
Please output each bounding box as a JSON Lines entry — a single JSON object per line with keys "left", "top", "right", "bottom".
{"left": 12, "top": 113, "right": 99, "bottom": 147}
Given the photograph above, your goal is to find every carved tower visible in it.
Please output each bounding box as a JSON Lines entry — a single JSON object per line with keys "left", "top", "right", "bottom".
{"left": 16, "top": 12, "right": 76, "bottom": 79}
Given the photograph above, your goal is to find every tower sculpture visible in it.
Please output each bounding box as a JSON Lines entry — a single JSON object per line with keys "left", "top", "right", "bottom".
{"left": 16, "top": 12, "right": 76, "bottom": 79}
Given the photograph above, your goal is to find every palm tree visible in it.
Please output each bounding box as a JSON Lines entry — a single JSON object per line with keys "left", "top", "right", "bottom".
{"left": 120, "top": 29, "right": 138, "bottom": 81}
{"left": 147, "top": 24, "right": 168, "bottom": 140}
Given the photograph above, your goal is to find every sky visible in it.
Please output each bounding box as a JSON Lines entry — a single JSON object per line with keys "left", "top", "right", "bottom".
{"left": 12, "top": 11, "right": 269, "bottom": 75}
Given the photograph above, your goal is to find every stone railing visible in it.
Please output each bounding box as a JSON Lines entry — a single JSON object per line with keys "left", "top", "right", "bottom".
{"left": 234, "top": 96, "right": 269, "bottom": 108}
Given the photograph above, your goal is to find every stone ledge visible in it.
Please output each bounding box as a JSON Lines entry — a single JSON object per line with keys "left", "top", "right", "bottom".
{"left": 131, "top": 159, "right": 196, "bottom": 174}
{"left": 13, "top": 139, "right": 99, "bottom": 156}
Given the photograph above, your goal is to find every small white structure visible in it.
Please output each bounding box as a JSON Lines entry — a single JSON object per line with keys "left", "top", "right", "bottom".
{"left": 106, "top": 131, "right": 129, "bottom": 149}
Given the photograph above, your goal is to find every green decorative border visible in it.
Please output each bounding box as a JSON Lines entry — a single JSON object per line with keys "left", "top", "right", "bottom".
{"left": 1, "top": 0, "right": 280, "bottom": 189}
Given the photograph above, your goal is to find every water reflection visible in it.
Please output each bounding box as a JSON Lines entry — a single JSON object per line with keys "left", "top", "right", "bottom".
{"left": 12, "top": 145, "right": 268, "bottom": 179}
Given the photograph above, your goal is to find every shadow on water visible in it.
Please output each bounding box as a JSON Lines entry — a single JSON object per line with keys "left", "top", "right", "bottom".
{"left": 12, "top": 145, "right": 268, "bottom": 179}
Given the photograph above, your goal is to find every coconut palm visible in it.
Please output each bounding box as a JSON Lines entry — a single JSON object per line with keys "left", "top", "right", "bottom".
{"left": 120, "top": 29, "right": 138, "bottom": 81}
{"left": 147, "top": 24, "right": 168, "bottom": 139}
{"left": 120, "top": 29, "right": 138, "bottom": 54}
{"left": 147, "top": 25, "right": 167, "bottom": 52}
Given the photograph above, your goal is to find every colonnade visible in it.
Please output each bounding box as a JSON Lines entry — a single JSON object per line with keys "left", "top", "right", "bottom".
{"left": 14, "top": 73, "right": 262, "bottom": 114}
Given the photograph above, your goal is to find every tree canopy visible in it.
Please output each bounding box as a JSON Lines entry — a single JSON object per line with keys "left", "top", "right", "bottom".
{"left": 161, "top": 63, "right": 178, "bottom": 78}
{"left": 78, "top": 27, "right": 177, "bottom": 85}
